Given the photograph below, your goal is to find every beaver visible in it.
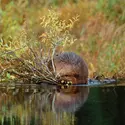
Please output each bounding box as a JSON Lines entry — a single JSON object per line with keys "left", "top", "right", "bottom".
{"left": 51, "top": 52, "right": 89, "bottom": 112}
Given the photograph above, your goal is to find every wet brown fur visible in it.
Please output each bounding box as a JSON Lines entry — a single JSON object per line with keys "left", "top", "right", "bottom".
{"left": 52, "top": 52, "right": 89, "bottom": 112}
{"left": 54, "top": 52, "right": 88, "bottom": 93}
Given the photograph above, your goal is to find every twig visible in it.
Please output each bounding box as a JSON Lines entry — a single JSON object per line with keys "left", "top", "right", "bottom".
{"left": 51, "top": 46, "right": 56, "bottom": 74}
{"left": 0, "top": 45, "right": 27, "bottom": 57}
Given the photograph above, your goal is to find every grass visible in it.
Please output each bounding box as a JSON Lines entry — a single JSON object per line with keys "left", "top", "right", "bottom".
{"left": 0, "top": 7, "right": 78, "bottom": 83}
{"left": 0, "top": 0, "right": 125, "bottom": 82}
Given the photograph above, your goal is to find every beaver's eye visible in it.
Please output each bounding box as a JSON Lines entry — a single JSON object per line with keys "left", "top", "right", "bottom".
{"left": 61, "top": 75, "right": 70, "bottom": 78}
{"left": 64, "top": 75, "right": 69, "bottom": 77}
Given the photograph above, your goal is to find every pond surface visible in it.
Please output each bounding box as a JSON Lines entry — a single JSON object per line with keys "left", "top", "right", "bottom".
{"left": 0, "top": 84, "right": 125, "bottom": 125}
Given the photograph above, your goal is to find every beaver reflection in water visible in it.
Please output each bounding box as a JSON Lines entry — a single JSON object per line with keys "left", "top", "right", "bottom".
{"left": 50, "top": 52, "right": 89, "bottom": 112}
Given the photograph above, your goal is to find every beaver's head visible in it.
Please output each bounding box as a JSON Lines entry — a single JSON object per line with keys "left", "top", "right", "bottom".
{"left": 51, "top": 52, "right": 89, "bottom": 112}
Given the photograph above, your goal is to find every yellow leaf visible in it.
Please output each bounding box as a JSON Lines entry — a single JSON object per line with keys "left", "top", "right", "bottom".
{"left": 90, "top": 62, "right": 95, "bottom": 72}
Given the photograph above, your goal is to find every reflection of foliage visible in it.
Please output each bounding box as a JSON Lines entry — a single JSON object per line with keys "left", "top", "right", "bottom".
{"left": 0, "top": 87, "right": 75, "bottom": 125}
{"left": 42, "top": 111, "right": 75, "bottom": 125}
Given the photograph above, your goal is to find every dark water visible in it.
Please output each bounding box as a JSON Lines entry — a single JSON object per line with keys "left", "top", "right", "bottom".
{"left": 0, "top": 84, "right": 125, "bottom": 125}
{"left": 76, "top": 86, "right": 125, "bottom": 125}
